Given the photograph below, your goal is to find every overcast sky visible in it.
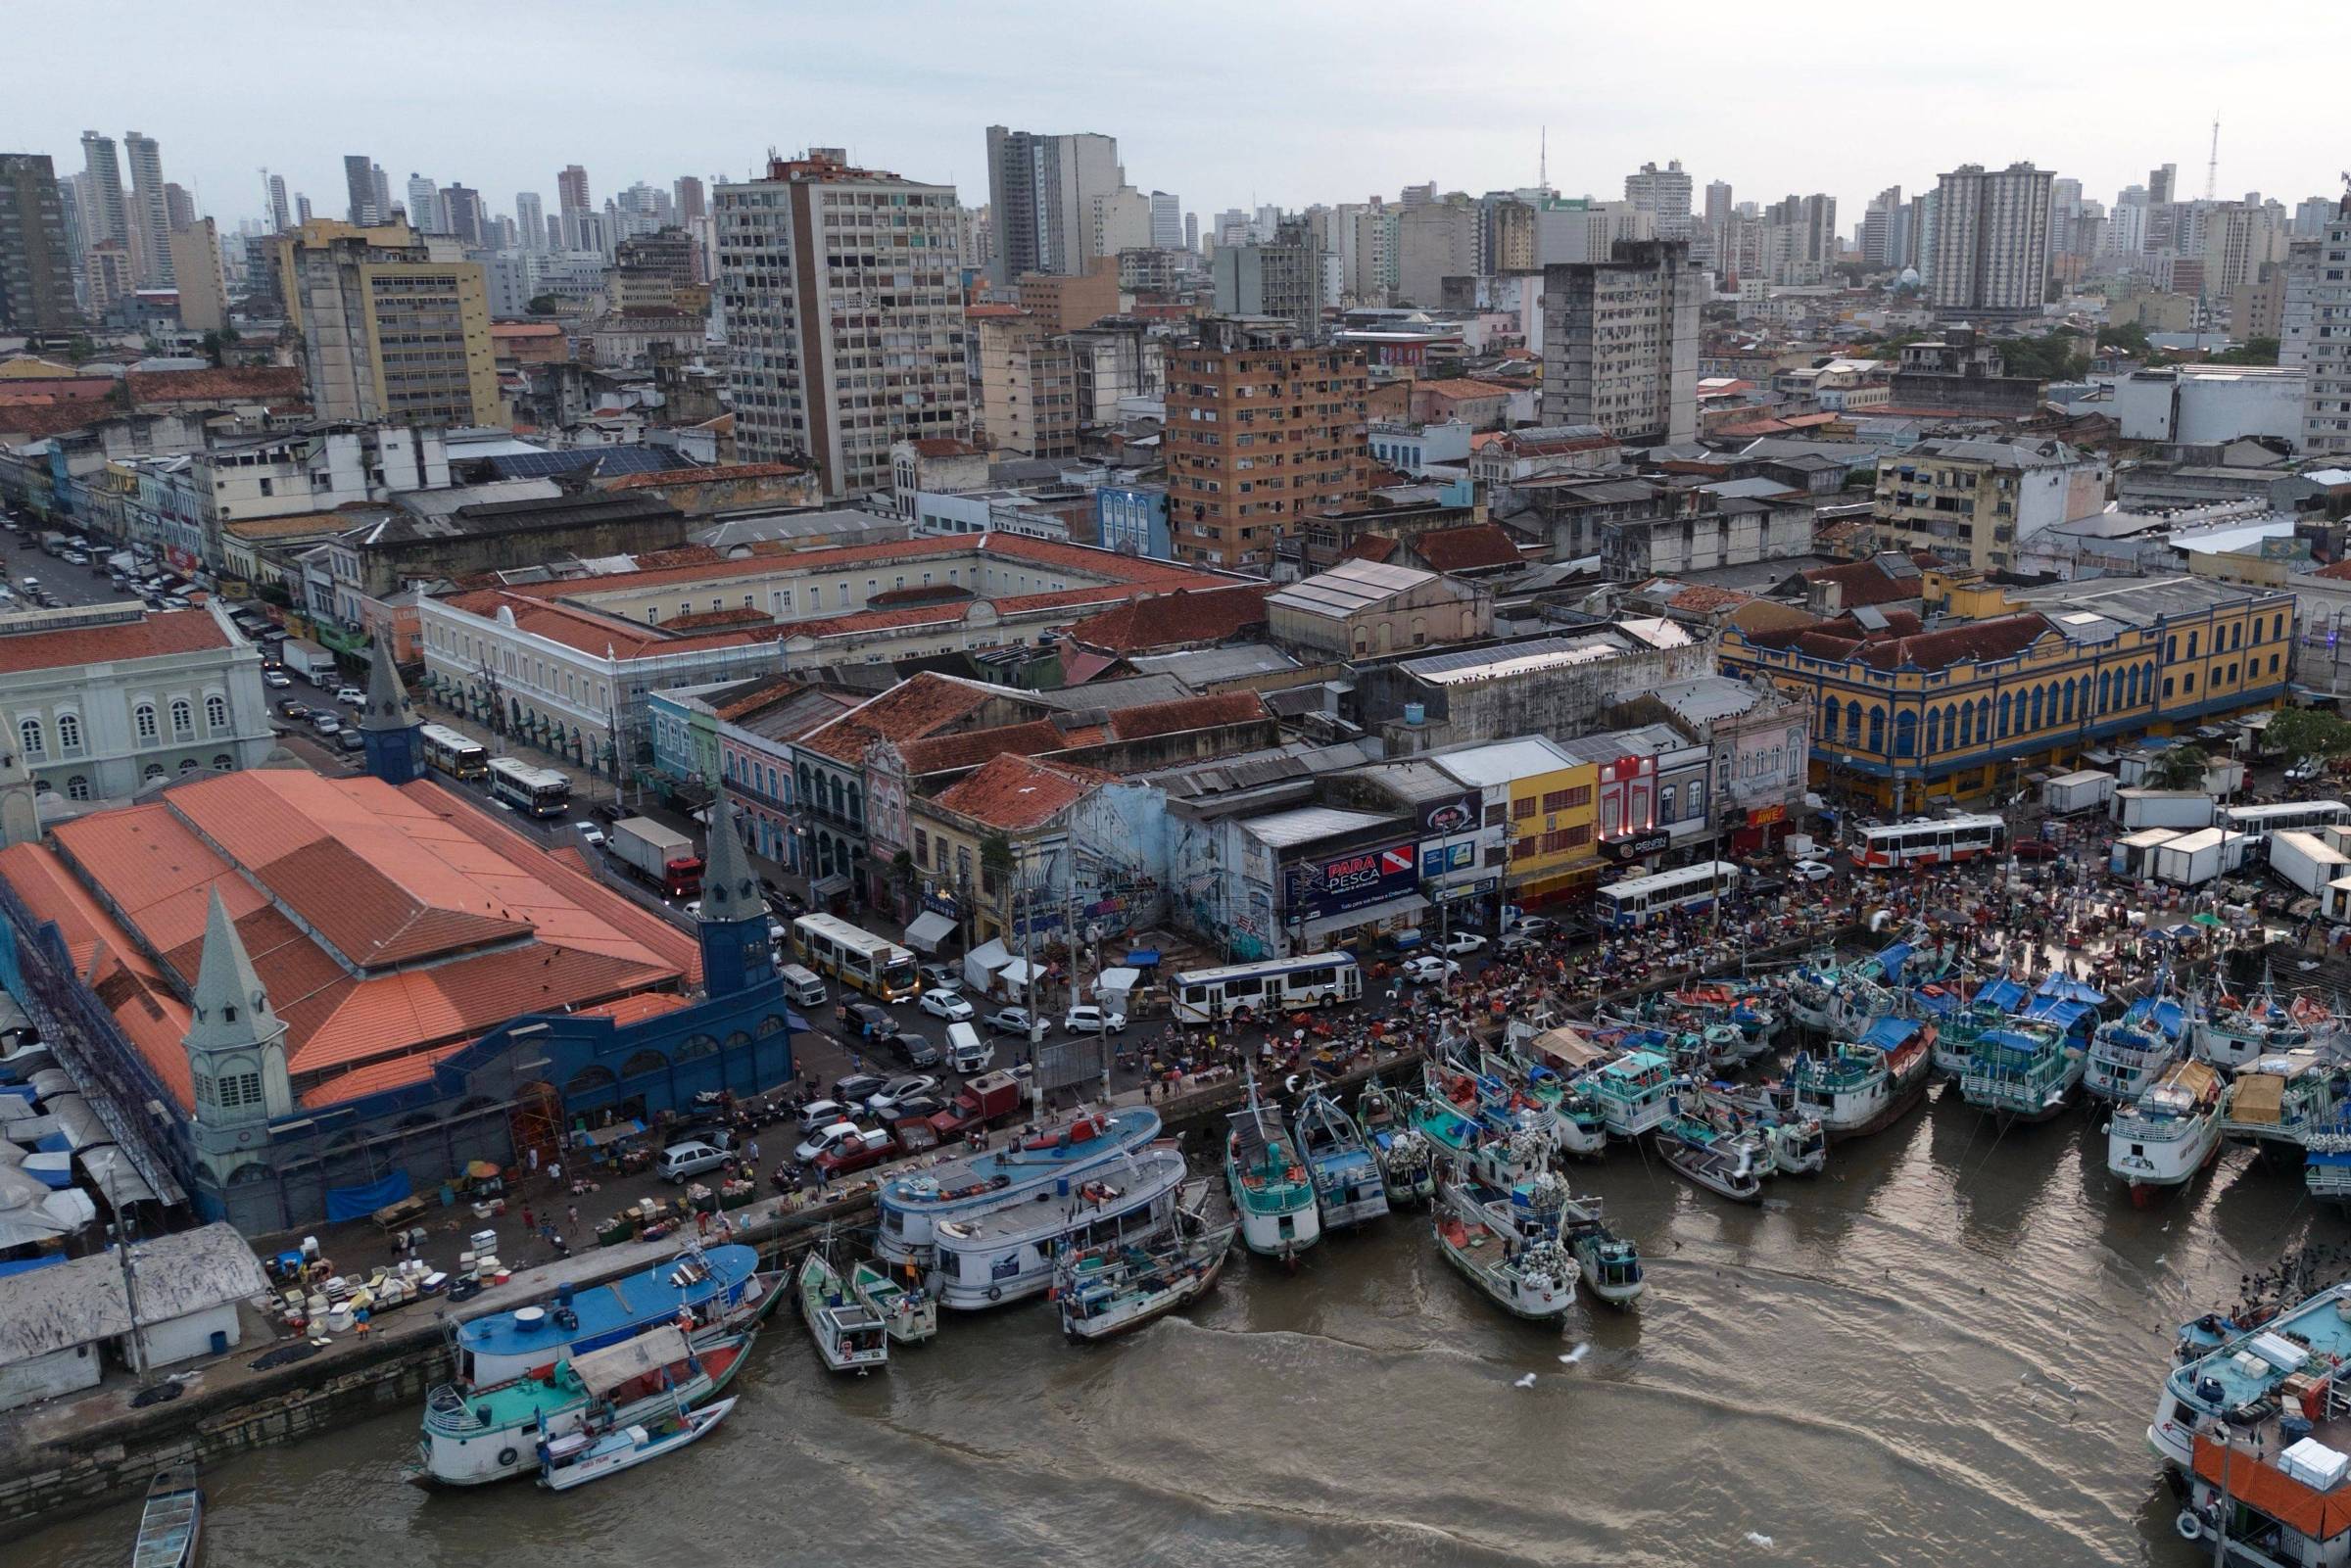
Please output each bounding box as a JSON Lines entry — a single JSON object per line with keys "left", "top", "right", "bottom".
{"left": 9, "top": 0, "right": 2342, "bottom": 233}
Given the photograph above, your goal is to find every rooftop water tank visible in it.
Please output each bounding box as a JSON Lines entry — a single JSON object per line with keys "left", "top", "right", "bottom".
{"left": 1404, "top": 702, "right": 1425, "bottom": 727}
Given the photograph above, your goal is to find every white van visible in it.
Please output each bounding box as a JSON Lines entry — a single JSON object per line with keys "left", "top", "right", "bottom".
{"left": 946, "top": 1022, "right": 993, "bottom": 1074}
{"left": 778, "top": 963, "right": 828, "bottom": 1010}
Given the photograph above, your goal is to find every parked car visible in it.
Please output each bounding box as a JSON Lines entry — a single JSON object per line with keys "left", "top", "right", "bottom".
{"left": 656, "top": 1139, "right": 733, "bottom": 1183}
{"left": 1437, "top": 931, "right": 1486, "bottom": 956}
{"left": 1507, "top": 915, "right": 1556, "bottom": 938}
{"left": 884, "top": 1030, "right": 940, "bottom": 1069}
{"left": 983, "top": 1006, "right": 1036, "bottom": 1036}
{"left": 263, "top": 671, "right": 292, "bottom": 689}
{"left": 796, "top": 1098, "right": 851, "bottom": 1134}
{"left": 278, "top": 699, "right": 310, "bottom": 720}
{"left": 810, "top": 1127, "right": 899, "bottom": 1177}
{"left": 842, "top": 1001, "right": 894, "bottom": 1040}
{"left": 865, "top": 1074, "right": 941, "bottom": 1114}
{"left": 830, "top": 1073, "right": 887, "bottom": 1105}
{"left": 918, "top": 963, "right": 963, "bottom": 993}
{"left": 1791, "top": 859, "right": 1836, "bottom": 882}
{"left": 310, "top": 714, "right": 342, "bottom": 736}
{"left": 2011, "top": 838, "right": 2062, "bottom": 863}
{"left": 872, "top": 1094, "right": 947, "bottom": 1129}
{"left": 573, "top": 822, "right": 606, "bottom": 849}
{"left": 1496, "top": 932, "right": 1541, "bottom": 959}
{"left": 1401, "top": 955, "right": 1460, "bottom": 984}
{"left": 336, "top": 730, "right": 365, "bottom": 753}
{"left": 919, "top": 988, "right": 975, "bottom": 1022}
{"left": 1063, "top": 1004, "right": 1128, "bottom": 1035}
{"left": 793, "top": 1121, "right": 881, "bottom": 1165}
{"left": 591, "top": 800, "right": 628, "bottom": 824}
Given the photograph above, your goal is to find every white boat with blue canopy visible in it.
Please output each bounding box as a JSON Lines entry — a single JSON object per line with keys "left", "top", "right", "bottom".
{"left": 1920, "top": 974, "right": 2028, "bottom": 1075}
{"left": 453, "top": 1245, "right": 763, "bottom": 1387}
{"left": 2085, "top": 989, "right": 2188, "bottom": 1105}
{"left": 933, "top": 1145, "right": 1191, "bottom": 1308}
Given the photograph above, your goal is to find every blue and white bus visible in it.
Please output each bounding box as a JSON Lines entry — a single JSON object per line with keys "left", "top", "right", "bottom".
{"left": 1171, "top": 953, "right": 1364, "bottom": 1024}
{"left": 487, "top": 756, "right": 572, "bottom": 819}
{"left": 1593, "top": 861, "right": 1741, "bottom": 930}
{"left": 2221, "top": 800, "right": 2350, "bottom": 841}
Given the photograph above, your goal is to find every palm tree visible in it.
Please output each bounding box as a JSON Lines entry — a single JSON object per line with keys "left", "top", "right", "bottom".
{"left": 2147, "top": 743, "right": 2211, "bottom": 792}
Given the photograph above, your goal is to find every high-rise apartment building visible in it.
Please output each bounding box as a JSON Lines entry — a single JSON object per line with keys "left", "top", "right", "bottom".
{"left": 275, "top": 219, "right": 500, "bottom": 428}
{"left": 166, "top": 217, "right": 226, "bottom": 331}
{"left": 1184, "top": 212, "right": 1198, "bottom": 253}
{"left": 1211, "top": 217, "right": 1323, "bottom": 340}
{"left": 0, "top": 154, "right": 82, "bottom": 335}
{"left": 2149, "top": 165, "right": 2178, "bottom": 208}
{"left": 974, "top": 313, "right": 1078, "bottom": 459}
{"left": 1394, "top": 198, "right": 1474, "bottom": 305}
{"left": 122, "top": 131, "right": 172, "bottom": 285}
{"left": 1540, "top": 239, "right": 1702, "bottom": 446}
{"left": 557, "top": 165, "right": 591, "bottom": 214}
{"left": 79, "top": 132, "right": 127, "bottom": 251}
{"left": 514, "top": 191, "right": 544, "bottom": 253}
{"left": 371, "top": 166, "right": 392, "bottom": 231}
{"left": 440, "top": 185, "right": 486, "bottom": 248}
{"left": 1760, "top": 193, "right": 1838, "bottom": 283}
{"left": 1150, "top": 191, "right": 1183, "bottom": 250}
{"left": 406, "top": 173, "right": 442, "bottom": 233}
{"left": 2202, "top": 201, "right": 2287, "bottom": 300}
{"left": 674, "top": 175, "right": 706, "bottom": 225}
{"left": 1163, "top": 315, "right": 1368, "bottom": 571}
{"left": 1624, "top": 160, "right": 1694, "bottom": 238}
{"left": 1088, "top": 184, "right": 1153, "bottom": 260}
{"left": 343, "top": 155, "right": 378, "bottom": 225}
{"left": 266, "top": 173, "right": 291, "bottom": 233}
{"left": 1927, "top": 162, "right": 2054, "bottom": 320}
{"left": 163, "top": 182, "right": 195, "bottom": 235}
{"left": 1862, "top": 186, "right": 1903, "bottom": 268}
{"left": 983, "top": 125, "right": 1123, "bottom": 284}
{"left": 714, "top": 149, "right": 970, "bottom": 497}
{"left": 2283, "top": 207, "right": 2351, "bottom": 456}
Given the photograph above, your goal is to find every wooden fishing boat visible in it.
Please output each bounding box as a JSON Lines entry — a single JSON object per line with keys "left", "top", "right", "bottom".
{"left": 131, "top": 1466, "right": 201, "bottom": 1568}
{"left": 849, "top": 1258, "right": 937, "bottom": 1345}
{"left": 536, "top": 1397, "right": 735, "bottom": 1492}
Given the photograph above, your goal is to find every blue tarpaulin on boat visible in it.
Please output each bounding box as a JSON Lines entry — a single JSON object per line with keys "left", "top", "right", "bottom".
{"left": 1873, "top": 941, "right": 1915, "bottom": 981}
{"left": 1974, "top": 977, "right": 2029, "bottom": 1012}
{"left": 2128, "top": 997, "right": 2186, "bottom": 1038}
{"left": 2022, "top": 998, "right": 2096, "bottom": 1035}
{"left": 2034, "top": 975, "right": 2107, "bottom": 1006}
{"left": 323, "top": 1169, "right": 413, "bottom": 1223}
{"left": 1860, "top": 1018, "right": 1917, "bottom": 1052}
{"left": 1909, "top": 986, "right": 1958, "bottom": 1017}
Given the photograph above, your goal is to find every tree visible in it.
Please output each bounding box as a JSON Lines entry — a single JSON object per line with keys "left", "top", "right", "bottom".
{"left": 2097, "top": 321, "right": 2153, "bottom": 357}
{"left": 1996, "top": 330, "right": 2088, "bottom": 383}
{"left": 2270, "top": 710, "right": 2351, "bottom": 768}
{"left": 2147, "top": 743, "right": 2212, "bottom": 791}
{"left": 526, "top": 294, "right": 559, "bottom": 316}
{"left": 2209, "top": 336, "right": 2279, "bottom": 367}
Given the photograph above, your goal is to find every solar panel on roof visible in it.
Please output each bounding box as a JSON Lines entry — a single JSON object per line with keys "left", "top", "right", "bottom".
{"left": 481, "top": 447, "right": 695, "bottom": 480}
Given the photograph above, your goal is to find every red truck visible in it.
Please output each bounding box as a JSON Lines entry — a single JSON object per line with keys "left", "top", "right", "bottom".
{"left": 925, "top": 1069, "right": 1025, "bottom": 1140}
{"left": 811, "top": 1125, "right": 899, "bottom": 1180}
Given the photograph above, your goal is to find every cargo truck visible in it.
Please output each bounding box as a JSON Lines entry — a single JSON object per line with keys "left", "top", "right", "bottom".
{"left": 607, "top": 817, "right": 703, "bottom": 897}
{"left": 2270, "top": 830, "right": 2351, "bottom": 897}
{"left": 279, "top": 638, "right": 338, "bottom": 688}
{"left": 2110, "top": 788, "right": 2216, "bottom": 832}
{"left": 2041, "top": 769, "right": 2115, "bottom": 816}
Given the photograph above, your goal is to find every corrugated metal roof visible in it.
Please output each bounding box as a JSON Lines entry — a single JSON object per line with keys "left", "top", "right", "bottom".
{"left": 1244, "top": 806, "right": 1397, "bottom": 847}
{"left": 1429, "top": 736, "right": 1579, "bottom": 786}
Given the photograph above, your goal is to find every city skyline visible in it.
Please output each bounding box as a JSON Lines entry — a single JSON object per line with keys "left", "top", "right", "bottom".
{"left": 6, "top": 0, "right": 2340, "bottom": 235}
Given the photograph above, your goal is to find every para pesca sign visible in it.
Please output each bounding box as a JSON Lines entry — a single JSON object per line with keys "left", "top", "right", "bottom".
{"left": 1283, "top": 840, "right": 1420, "bottom": 921}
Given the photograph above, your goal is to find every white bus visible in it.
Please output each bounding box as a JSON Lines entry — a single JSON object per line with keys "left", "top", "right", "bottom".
{"left": 487, "top": 756, "right": 572, "bottom": 819}
{"left": 1594, "top": 862, "right": 1742, "bottom": 930}
{"left": 2222, "top": 800, "right": 2351, "bottom": 840}
{"left": 792, "top": 914, "right": 920, "bottom": 1003}
{"left": 419, "top": 723, "right": 489, "bottom": 781}
{"left": 1169, "top": 953, "right": 1364, "bottom": 1024}
{"left": 1848, "top": 814, "right": 2006, "bottom": 870}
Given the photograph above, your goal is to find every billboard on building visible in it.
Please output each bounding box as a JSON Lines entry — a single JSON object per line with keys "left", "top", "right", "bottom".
{"left": 1284, "top": 840, "right": 1419, "bottom": 920}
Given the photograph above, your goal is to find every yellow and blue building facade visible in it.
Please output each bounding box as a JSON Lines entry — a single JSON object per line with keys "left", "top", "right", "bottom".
{"left": 1720, "top": 576, "right": 2295, "bottom": 810}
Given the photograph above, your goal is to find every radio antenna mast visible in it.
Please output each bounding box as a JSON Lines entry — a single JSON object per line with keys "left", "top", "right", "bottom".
{"left": 2204, "top": 119, "right": 2220, "bottom": 202}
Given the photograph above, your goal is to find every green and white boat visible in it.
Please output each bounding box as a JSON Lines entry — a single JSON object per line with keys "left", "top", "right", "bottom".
{"left": 1225, "top": 1074, "right": 1320, "bottom": 1261}
{"left": 849, "top": 1257, "right": 937, "bottom": 1345}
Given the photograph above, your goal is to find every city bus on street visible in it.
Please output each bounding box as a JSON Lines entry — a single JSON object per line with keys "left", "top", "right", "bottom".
{"left": 1848, "top": 814, "right": 2006, "bottom": 870}
{"left": 419, "top": 724, "right": 489, "bottom": 781}
{"left": 1593, "top": 862, "right": 1742, "bottom": 929}
{"left": 2221, "top": 800, "right": 2351, "bottom": 841}
{"left": 487, "top": 756, "right": 572, "bottom": 819}
{"left": 792, "top": 914, "right": 920, "bottom": 1003}
{"left": 1169, "top": 953, "right": 1364, "bottom": 1024}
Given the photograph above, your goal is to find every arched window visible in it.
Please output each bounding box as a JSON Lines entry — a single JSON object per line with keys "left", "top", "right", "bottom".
{"left": 2097, "top": 669, "right": 2112, "bottom": 713}
{"left": 205, "top": 694, "right": 227, "bottom": 731}
{"left": 677, "top": 1033, "right": 720, "bottom": 1061}
{"left": 1958, "top": 702, "right": 1975, "bottom": 747}
{"left": 177, "top": 759, "right": 199, "bottom": 774}
{"left": 169, "top": 698, "right": 193, "bottom": 738}
{"left": 1822, "top": 698, "right": 1841, "bottom": 745}
{"left": 134, "top": 703, "right": 157, "bottom": 741}
{"left": 56, "top": 713, "right": 80, "bottom": 752}
{"left": 2061, "top": 681, "right": 2076, "bottom": 723}
{"left": 211, "top": 754, "right": 231, "bottom": 771}
{"left": 1845, "top": 703, "right": 1861, "bottom": 745}
{"left": 142, "top": 763, "right": 165, "bottom": 782}
{"left": 17, "top": 718, "right": 42, "bottom": 759}
{"left": 1894, "top": 710, "right": 1916, "bottom": 757}
{"left": 1997, "top": 691, "right": 2013, "bottom": 737}
{"left": 1867, "top": 708, "right": 1885, "bottom": 754}
{"left": 756, "top": 1014, "right": 787, "bottom": 1037}
{"left": 619, "top": 1049, "right": 669, "bottom": 1080}
{"left": 66, "top": 775, "right": 88, "bottom": 801}
{"left": 1941, "top": 705, "right": 1957, "bottom": 752}
{"left": 563, "top": 1065, "right": 617, "bottom": 1100}
{"left": 724, "top": 1030, "right": 753, "bottom": 1055}
{"left": 2028, "top": 688, "right": 2043, "bottom": 731}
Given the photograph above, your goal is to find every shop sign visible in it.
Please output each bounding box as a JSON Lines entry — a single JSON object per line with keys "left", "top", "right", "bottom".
{"left": 1284, "top": 840, "right": 1419, "bottom": 920}
{"left": 1599, "top": 830, "right": 1671, "bottom": 862}
{"left": 1417, "top": 790, "right": 1481, "bottom": 835}
{"left": 1435, "top": 877, "right": 1497, "bottom": 903}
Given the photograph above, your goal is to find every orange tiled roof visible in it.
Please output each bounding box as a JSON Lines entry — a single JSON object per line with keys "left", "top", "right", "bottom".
{"left": 1105, "top": 691, "right": 1266, "bottom": 740}
{"left": 9, "top": 772, "right": 701, "bottom": 1109}
{"left": 931, "top": 754, "right": 1110, "bottom": 831}
{"left": 1062, "top": 584, "right": 1273, "bottom": 653}
{"left": 0, "top": 609, "right": 227, "bottom": 674}
{"left": 799, "top": 672, "right": 1000, "bottom": 765}
{"left": 600, "top": 461, "right": 806, "bottom": 490}
{"left": 123, "top": 366, "right": 303, "bottom": 406}
{"left": 1340, "top": 534, "right": 1400, "bottom": 564}
{"left": 1410, "top": 377, "right": 1514, "bottom": 402}
{"left": 0, "top": 402, "right": 110, "bottom": 440}
{"left": 897, "top": 719, "right": 1073, "bottom": 778}
{"left": 1404, "top": 523, "right": 1522, "bottom": 574}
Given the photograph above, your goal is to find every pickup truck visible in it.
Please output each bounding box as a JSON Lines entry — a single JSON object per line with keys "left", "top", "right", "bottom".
{"left": 926, "top": 1069, "right": 1025, "bottom": 1139}
{"left": 811, "top": 1126, "right": 899, "bottom": 1178}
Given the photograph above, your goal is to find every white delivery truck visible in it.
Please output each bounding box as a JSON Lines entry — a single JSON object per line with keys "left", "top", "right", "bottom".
{"left": 2152, "top": 828, "right": 2251, "bottom": 888}
{"left": 2270, "top": 831, "right": 2351, "bottom": 897}
{"left": 2110, "top": 788, "right": 2217, "bottom": 832}
{"left": 2041, "top": 770, "right": 2115, "bottom": 816}
{"left": 279, "top": 638, "right": 338, "bottom": 687}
